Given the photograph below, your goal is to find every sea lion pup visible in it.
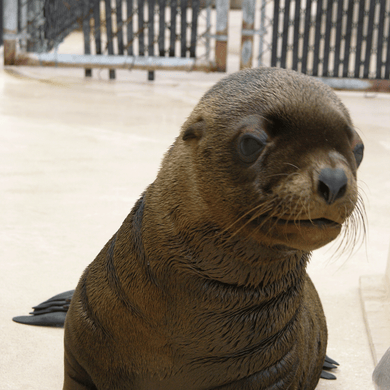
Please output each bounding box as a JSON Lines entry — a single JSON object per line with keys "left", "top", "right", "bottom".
{"left": 19, "top": 67, "right": 365, "bottom": 390}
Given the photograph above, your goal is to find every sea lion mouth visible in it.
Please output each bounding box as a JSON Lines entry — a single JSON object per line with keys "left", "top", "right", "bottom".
{"left": 247, "top": 214, "right": 343, "bottom": 251}
{"left": 276, "top": 217, "right": 341, "bottom": 228}
{"left": 250, "top": 215, "right": 342, "bottom": 229}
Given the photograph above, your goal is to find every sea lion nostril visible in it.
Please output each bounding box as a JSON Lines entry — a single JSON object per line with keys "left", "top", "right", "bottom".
{"left": 317, "top": 168, "right": 348, "bottom": 205}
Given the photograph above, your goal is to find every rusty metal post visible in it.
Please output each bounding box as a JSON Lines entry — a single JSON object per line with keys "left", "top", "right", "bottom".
{"left": 20, "top": 0, "right": 28, "bottom": 52}
{"left": 3, "top": 0, "right": 18, "bottom": 65}
{"left": 205, "top": 0, "right": 211, "bottom": 60}
{"left": 83, "top": 0, "right": 92, "bottom": 77}
{"left": 240, "top": 0, "right": 256, "bottom": 69}
{"left": 258, "top": 0, "right": 266, "bottom": 67}
{"left": 215, "top": 0, "right": 230, "bottom": 72}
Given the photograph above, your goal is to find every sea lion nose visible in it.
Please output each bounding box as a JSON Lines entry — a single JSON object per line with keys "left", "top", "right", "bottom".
{"left": 317, "top": 168, "right": 348, "bottom": 205}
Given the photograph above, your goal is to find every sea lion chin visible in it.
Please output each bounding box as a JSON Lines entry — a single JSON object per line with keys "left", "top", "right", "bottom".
{"left": 13, "top": 67, "right": 364, "bottom": 390}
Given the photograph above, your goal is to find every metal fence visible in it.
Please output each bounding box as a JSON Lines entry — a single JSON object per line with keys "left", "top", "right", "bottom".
{"left": 241, "top": 0, "right": 390, "bottom": 80}
{"left": 3, "top": 0, "right": 390, "bottom": 86}
{"left": 3, "top": 0, "right": 230, "bottom": 74}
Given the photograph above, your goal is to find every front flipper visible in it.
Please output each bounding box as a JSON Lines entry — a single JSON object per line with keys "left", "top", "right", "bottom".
{"left": 13, "top": 290, "right": 74, "bottom": 327}
{"left": 320, "top": 355, "right": 339, "bottom": 380}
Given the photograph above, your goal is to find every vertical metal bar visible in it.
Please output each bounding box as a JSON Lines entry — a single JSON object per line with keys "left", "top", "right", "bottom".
{"left": 105, "top": 0, "right": 116, "bottom": 79}
{"left": 271, "top": 0, "right": 280, "bottom": 67}
{"left": 322, "top": 0, "right": 334, "bottom": 76}
{"left": 148, "top": 0, "right": 155, "bottom": 80}
{"left": 169, "top": 0, "right": 177, "bottom": 56}
{"left": 180, "top": 0, "right": 188, "bottom": 57}
{"left": 148, "top": 0, "right": 155, "bottom": 56}
{"left": 385, "top": 9, "right": 390, "bottom": 79}
{"left": 127, "top": 0, "right": 134, "bottom": 56}
{"left": 312, "top": 0, "right": 323, "bottom": 76}
{"left": 189, "top": 0, "right": 199, "bottom": 58}
{"left": 93, "top": 0, "right": 102, "bottom": 55}
{"left": 206, "top": 0, "right": 211, "bottom": 60}
{"left": 20, "top": 0, "right": 28, "bottom": 51}
{"left": 0, "top": 0, "right": 3, "bottom": 47}
{"left": 116, "top": 0, "right": 125, "bottom": 54}
{"left": 386, "top": 49, "right": 390, "bottom": 79}
{"left": 292, "top": 0, "right": 301, "bottom": 70}
{"left": 158, "top": 0, "right": 166, "bottom": 56}
{"left": 138, "top": 0, "right": 145, "bottom": 55}
{"left": 3, "top": 0, "right": 18, "bottom": 65}
{"left": 301, "top": 0, "right": 312, "bottom": 73}
{"left": 27, "top": 0, "right": 40, "bottom": 52}
{"left": 376, "top": 0, "right": 385, "bottom": 78}
{"left": 240, "top": 0, "right": 256, "bottom": 69}
{"left": 215, "top": 0, "right": 230, "bottom": 72}
{"left": 354, "top": 0, "right": 365, "bottom": 78}
{"left": 333, "top": 0, "right": 344, "bottom": 77}
{"left": 258, "top": 0, "right": 266, "bottom": 67}
{"left": 342, "top": 0, "right": 354, "bottom": 77}
{"left": 280, "top": 0, "right": 292, "bottom": 69}
{"left": 362, "top": 0, "right": 376, "bottom": 78}
{"left": 83, "top": 0, "right": 92, "bottom": 77}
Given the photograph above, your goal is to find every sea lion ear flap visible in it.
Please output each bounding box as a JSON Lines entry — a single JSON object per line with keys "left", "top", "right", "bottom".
{"left": 182, "top": 119, "right": 205, "bottom": 141}
{"left": 350, "top": 128, "right": 364, "bottom": 169}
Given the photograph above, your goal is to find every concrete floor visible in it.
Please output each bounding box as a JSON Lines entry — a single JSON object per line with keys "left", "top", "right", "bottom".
{"left": 1, "top": 40, "right": 390, "bottom": 389}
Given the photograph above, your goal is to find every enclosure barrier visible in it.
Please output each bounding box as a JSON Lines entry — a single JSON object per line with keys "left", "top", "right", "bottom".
{"left": 2, "top": 0, "right": 390, "bottom": 90}
{"left": 239, "top": 0, "right": 390, "bottom": 91}
{"left": 3, "top": 0, "right": 231, "bottom": 74}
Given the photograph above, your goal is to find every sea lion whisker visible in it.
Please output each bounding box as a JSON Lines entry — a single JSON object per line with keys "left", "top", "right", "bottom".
{"left": 222, "top": 200, "right": 279, "bottom": 239}
{"left": 220, "top": 202, "right": 274, "bottom": 235}
{"left": 332, "top": 211, "right": 364, "bottom": 268}
{"left": 263, "top": 172, "right": 300, "bottom": 180}
{"left": 266, "top": 202, "right": 293, "bottom": 232}
{"left": 354, "top": 197, "right": 367, "bottom": 245}
{"left": 255, "top": 197, "right": 288, "bottom": 230}
{"left": 291, "top": 195, "right": 306, "bottom": 227}
{"left": 346, "top": 197, "right": 366, "bottom": 247}
{"left": 337, "top": 208, "right": 356, "bottom": 254}
{"left": 283, "top": 163, "right": 300, "bottom": 171}
{"left": 226, "top": 203, "right": 277, "bottom": 241}
{"left": 300, "top": 199, "right": 312, "bottom": 225}
{"left": 331, "top": 196, "right": 366, "bottom": 259}
{"left": 246, "top": 198, "right": 289, "bottom": 241}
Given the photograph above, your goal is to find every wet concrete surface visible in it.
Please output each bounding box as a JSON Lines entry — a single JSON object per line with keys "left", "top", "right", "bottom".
{"left": 1, "top": 51, "right": 390, "bottom": 389}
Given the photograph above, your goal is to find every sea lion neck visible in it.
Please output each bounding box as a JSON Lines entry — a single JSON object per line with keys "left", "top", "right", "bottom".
{"left": 142, "top": 190, "right": 308, "bottom": 293}
{"left": 174, "top": 234, "right": 309, "bottom": 299}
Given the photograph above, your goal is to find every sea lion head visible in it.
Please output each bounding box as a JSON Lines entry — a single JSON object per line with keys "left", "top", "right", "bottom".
{"left": 159, "top": 68, "right": 364, "bottom": 253}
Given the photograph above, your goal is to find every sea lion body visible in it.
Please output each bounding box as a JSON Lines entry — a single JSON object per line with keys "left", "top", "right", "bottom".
{"left": 63, "top": 68, "right": 363, "bottom": 390}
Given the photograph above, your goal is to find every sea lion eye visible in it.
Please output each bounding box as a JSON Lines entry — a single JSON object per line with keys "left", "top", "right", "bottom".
{"left": 353, "top": 143, "right": 364, "bottom": 168}
{"left": 348, "top": 127, "right": 364, "bottom": 169}
{"left": 238, "top": 132, "right": 267, "bottom": 163}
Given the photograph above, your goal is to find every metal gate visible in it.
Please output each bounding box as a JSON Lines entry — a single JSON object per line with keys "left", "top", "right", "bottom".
{"left": 3, "top": 0, "right": 230, "bottom": 74}
{"left": 240, "top": 0, "right": 390, "bottom": 88}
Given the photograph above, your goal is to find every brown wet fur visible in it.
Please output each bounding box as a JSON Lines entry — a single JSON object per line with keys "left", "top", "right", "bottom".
{"left": 63, "top": 68, "right": 364, "bottom": 390}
